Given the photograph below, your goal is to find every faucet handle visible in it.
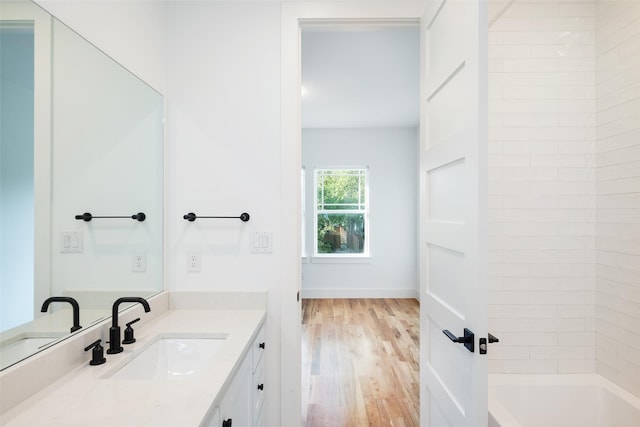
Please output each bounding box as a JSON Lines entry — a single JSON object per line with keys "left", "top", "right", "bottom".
{"left": 84, "top": 339, "right": 106, "bottom": 366}
{"left": 122, "top": 318, "right": 141, "bottom": 345}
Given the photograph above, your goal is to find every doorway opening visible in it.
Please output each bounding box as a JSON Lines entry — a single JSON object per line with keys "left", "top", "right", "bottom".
{"left": 299, "top": 22, "right": 420, "bottom": 425}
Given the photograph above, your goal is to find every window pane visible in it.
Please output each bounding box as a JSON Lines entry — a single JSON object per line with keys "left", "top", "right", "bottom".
{"left": 317, "top": 213, "right": 365, "bottom": 254}
{"left": 317, "top": 170, "right": 365, "bottom": 211}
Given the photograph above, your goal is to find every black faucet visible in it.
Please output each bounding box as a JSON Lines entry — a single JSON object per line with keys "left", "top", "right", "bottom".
{"left": 41, "top": 297, "right": 82, "bottom": 333}
{"left": 107, "top": 297, "right": 150, "bottom": 354}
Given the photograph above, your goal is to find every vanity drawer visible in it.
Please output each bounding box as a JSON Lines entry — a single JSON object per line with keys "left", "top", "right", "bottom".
{"left": 252, "top": 324, "right": 265, "bottom": 373}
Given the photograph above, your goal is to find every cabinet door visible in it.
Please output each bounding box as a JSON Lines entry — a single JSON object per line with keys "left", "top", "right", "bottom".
{"left": 253, "top": 356, "right": 265, "bottom": 426}
{"left": 219, "top": 353, "right": 252, "bottom": 427}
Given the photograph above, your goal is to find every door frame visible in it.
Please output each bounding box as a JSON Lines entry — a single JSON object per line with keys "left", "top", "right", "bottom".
{"left": 280, "top": 2, "right": 427, "bottom": 425}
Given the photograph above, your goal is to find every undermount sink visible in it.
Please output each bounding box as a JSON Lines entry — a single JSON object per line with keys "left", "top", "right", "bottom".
{"left": 108, "top": 335, "right": 227, "bottom": 380}
{"left": 0, "top": 332, "right": 66, "bottom": 368}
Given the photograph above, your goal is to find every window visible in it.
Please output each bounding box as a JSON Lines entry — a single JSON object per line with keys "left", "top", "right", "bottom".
{"left": 314, "top": 168, "right": 368, "bottom": 256}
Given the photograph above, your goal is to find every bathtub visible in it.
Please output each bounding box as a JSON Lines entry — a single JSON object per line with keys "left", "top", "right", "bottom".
{"left": 488, "top": 374, "right": 640, "bottom": 427}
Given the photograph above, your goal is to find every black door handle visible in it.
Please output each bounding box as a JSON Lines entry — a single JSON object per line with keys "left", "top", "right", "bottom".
{"left": 442, "top": 328, "right": 474, "bottom": 353}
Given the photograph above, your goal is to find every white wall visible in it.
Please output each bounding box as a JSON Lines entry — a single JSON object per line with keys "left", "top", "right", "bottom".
{"left": 302, "top": 127, "right": 418, "bottom": 298}
{"left": 164, "top": 3, "right": 283, "bottom": 426}
{"left": 595, "top": 0, "right": 640, "bottom": 397}
{"left": 488, "top": 1, "right": 597, "bottom": 374}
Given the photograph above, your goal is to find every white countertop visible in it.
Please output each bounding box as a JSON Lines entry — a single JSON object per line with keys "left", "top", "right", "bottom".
{"left": 1, "top": 309, "right": 265, "bottom": 427}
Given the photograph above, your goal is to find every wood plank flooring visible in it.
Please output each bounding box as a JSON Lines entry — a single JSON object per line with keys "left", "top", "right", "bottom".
{"left": 301, "top": 298, "right": 420, "bottom": 427}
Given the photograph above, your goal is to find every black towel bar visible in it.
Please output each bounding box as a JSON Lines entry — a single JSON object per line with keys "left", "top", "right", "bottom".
{"left": 75, "top": 212, "right": 146, "bottom": 222}
{"left": 183, "top": 212, "right": 250, "bottom": 222}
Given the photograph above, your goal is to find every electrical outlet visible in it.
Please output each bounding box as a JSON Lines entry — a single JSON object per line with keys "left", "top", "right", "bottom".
{"left": 187, "top": 252, "right": 201, "bottom": 273}
{"left": 132, "top": 251, "right": 146, "bottom": 272}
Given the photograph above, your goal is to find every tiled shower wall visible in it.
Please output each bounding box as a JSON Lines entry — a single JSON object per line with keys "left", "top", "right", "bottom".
{"left": 594, "top": 1, "right": 640, "bottom": 396}
{"left": 488, "top": 2, "right": 597, "bottom": 374}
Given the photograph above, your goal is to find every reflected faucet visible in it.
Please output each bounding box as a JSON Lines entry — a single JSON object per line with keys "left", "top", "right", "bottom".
{"left": 107, "top": 297, "right": 151, "bottom": 354}
{"left": 40, "top": 297, "right": 82, "bottom": 333}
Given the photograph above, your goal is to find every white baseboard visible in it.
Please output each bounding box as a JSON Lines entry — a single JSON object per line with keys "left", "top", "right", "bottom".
{"left": 301, "top": 288, "right": 419, "bottom": 299}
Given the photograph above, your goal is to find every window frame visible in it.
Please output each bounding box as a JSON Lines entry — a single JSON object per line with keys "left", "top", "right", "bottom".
{"left": 313, "top": 167, "right": 370, "bottom": 258}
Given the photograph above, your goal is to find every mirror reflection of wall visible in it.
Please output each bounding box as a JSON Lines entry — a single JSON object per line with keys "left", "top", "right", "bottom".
{"left": 0, "top": 21, "right": 35, "bottom": 331}
{"left": 0, "top": 0, "right": 163, "bottom": 370}
{"left": 50, "top": 17, "right": 163, "bottom": 308}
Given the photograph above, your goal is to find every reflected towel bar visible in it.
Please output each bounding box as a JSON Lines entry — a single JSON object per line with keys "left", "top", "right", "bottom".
{"left": 183, "top": 212, "right": 250, "bottom": 222}
{"left": 75, "top": 212, "right": 146, "bottom": 222}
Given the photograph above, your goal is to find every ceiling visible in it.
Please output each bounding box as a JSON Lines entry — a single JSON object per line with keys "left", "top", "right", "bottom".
{"left": 301, "top": 25, "right": 420, "bottom": 129}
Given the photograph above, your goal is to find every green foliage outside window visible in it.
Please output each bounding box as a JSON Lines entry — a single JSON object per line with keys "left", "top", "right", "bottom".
{"left": 315, "top": 169, "right": 367, "bottom": 254}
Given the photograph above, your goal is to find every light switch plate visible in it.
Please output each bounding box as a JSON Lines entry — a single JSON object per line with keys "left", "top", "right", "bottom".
{"left": 251, "top": 232, "right": 273, "bottom": 254}
{"left": 60, "top": 231, "right": 83, "bottom": 253}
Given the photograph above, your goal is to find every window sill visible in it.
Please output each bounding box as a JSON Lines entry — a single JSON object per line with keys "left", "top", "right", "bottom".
{"left": 311, "top": 256, "right": 371, "bottom": 264}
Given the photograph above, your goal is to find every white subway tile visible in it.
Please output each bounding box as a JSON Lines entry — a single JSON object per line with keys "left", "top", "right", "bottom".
{"left": 489, "top": 235, "right": 533, "bottom": 250}
{"left": 530, "top": 209, "right": 586, "bottom": 222}
{"left": 490, "top": 99, "right": 532, "bottom": 113}
{"left": 559, "top": 278, "right": 595, "bottom": 291}
{"left": 559, "top": 167, "right": 596, "bottom": 181}
{"left": 559, "top": 304, "right": 595, "bottom": 318}
{"left": 531, "top": 153, "right": 590, "bottom": 167}
{"left": 559, "top": 57, "right": 596, "bottom": 72}
{"left": 489, "top": 72, "right": 531, "bottom": 86}
{"left": 505, "top": 3, "right": 559, "bottom": 18}
{"left": 503, "top": 277, "right": 558, "bottom": 291}
{"left": 557, "top": 223, "right": 597, "bottom": 237}
{"left": 558, "top": 359, "right": 596, "bottom": 373}
{"left": 503, "top": 140, "right": 558, "bottom": 154}
{"left": 502, "top": 31, "right": 560, "bottom": 46}
{"left": 504, "top": 222, "right": 559, "bottom": 236}
{"left": 492, "top": 346, "right": 531, "bottom": 360}
{"left": 489, "top": 291, "right": 531, "bottom": 305}
{"left": 503, "top": 167, "right": 558, "bottom": 181}
{"left": 531, "top": 71, "right": 595, "bottom": 86}
{"left": 489, "top": 127, "right": 531, "bottom": 141}
{"left": 558, "top": 249, "right": 595, "bottom": 264}
{"left": 558, "top": 30, "right": 595, "bottom": 45}
{"left": 559, "top": 3, "right": 595, "bottom": 18}
{"left": 503, "top": 305, "right": 558, "bottom": 319}
{"left": 533, "top": 236, "right": 595, "bottom": 250}
{"left": 559, "top": 112, "right": 596, "bottom": 126}
{"left": 504, "top": 58, "right": 559, "bottom": 72}
{"left": 503, "top": 360, "right": 558, "bottom": 374}
{"left": 489, "top": 318, "right": 531, "bottom": 332}
{"left": 531, "top": 181, "right": 588, "bottom": 195}
{"left": 502, "top": 112, "right": 558, "bottom": 126}
{"left": 558, "top": 332, "right": 595, "bottom": 345}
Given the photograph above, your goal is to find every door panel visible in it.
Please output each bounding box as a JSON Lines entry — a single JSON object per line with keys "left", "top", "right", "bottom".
{"left": 419, "top": 0, "right": 488, "bottom": 425}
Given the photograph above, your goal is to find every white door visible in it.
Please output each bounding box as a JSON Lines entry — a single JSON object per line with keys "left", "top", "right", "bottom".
{"left": 419, "top": 0, "right": 488, "bottom": 426}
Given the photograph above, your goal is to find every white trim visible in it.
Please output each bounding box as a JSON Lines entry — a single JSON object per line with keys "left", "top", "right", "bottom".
{"left": 311, "top": 256, "right": 371, "bottom": 264}
{"left": 301, "top": 288, "right": 419, "bottom": 300}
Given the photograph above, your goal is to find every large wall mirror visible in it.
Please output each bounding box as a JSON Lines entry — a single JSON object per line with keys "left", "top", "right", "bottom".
{"left": 0, "top": 0, "right": 164, "bottom": 370}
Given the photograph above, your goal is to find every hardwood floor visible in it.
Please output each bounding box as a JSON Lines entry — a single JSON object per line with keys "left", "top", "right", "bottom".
{"left": 301, "top": 298, "right": 420, "bottom": 427}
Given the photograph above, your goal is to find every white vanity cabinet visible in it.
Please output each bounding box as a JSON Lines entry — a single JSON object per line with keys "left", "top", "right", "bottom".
{"left": 251, "top": 325, "right": 266, "bottom": 427}
{"left": 218, "top": 352, "right": 251, "bottom": 427}
{"left": 205, "top": 324, "right": 265, "bottom": 427}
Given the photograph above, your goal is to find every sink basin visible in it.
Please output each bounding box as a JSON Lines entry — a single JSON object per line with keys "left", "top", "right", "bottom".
{"left": 0, "top": 332, "right": 66, "bottom": 369}
{"left": 109, "top": 336, "right": 226, "bottom": 380}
